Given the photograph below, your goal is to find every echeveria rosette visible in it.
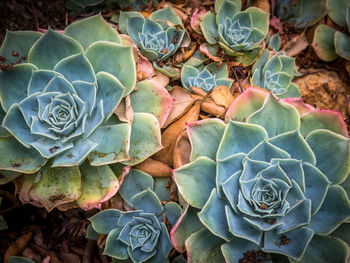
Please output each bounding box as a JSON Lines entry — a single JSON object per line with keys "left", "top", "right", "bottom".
{"left": 272, "top": 0, "right": 327, "bottom": 29}
{"left": 119, "top": 6, "right": 188, "bottom": 77}
{"left": 172, "top": 88, "right": 350, "bottom": 262}
{"left": 89, "top": 169, "right": 182, "bottom": 263}
{"left": 181, "top": 51, "right": 233, "bottom": 93}
{"left": 312, "top": 0, "right": 350, "bottom": 61}
{"left": 199, "top": 0, "right": 269, "bottom": 66}
{"left": 252, "top": 50, "right": 302, "bottom": 98}
{"left": 0, "top": 14, "right": 171, "bottom": 211}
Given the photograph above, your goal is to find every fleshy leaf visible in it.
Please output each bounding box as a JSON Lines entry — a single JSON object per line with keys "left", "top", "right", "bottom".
{"left": 247, "top": 92, "right": 300, "bottom": 137}
{"left": 198, "top": 189, "right": 232, "bottom": 241}
{"left": 85, "top": 42, "right": 136, "bottom": 95}
{"left": 77, "top": 161, "right": 119, "bottom": 210}
{"left": 131, "top": 188, "right": 163, "bottom": 216}
{"left": 150, "top": 6, "right": 182, "bottom": 25}
{"left": 335, "top": 31, "right": 350, "bottom": 60}
{"left": 130, "top": 79, "right": 173, "bottom": 128}
{"left": 300, "top": 110, "right": 348, "bottom": 137}
{"left": 122, "top": 113, "right": 162, "bottom": 166}
{"left": 119, "top": 169, "right": 153, "bottom": 206}
{"left": 54, "top": 52, "right": 96, "bottom": 83}
{"left": 221, "top": 237, "right": 261, "bottom": 262}
{"left": 0, "top": 63, "right": 38, "bottom": 111}
{"left": 185, "top": 228, "right": 226, "bottom": 263}
{"left": 164, "top": 202, "right": 182, "bottom": 227}
{"left": 217, "top": 120, "right": 268, "bottom": 160}
{"left": 293, "top": 235, "right": 349, "bottom": 263}
{"left": 0, "top": 30, "right": 42, "bottom": 64}
{"left": 312, "top": 25, "right": 338, "bottom": 62}
{"left": 65, "top": 14, "right": 122, "bottom": 49}
{"left": 104, "top": 228, "right": 129, "bottom": 260}
{"left": 170, "top": 205, "right": 204, "bottom": 253}
{"left": 28, "top": 28, "right": 83, "bottom": 69}
{"left": 173, "top": 157, "right": 216, "bottom": 209}
{"left": 200, "top": 12, "right": 219, "bottom": 45}
{"left": 308, "top": 185, "right": 350, "bottom": 235}
{"left": 187, "top": 119, "right": 226, "bottom": 162}
{"left": 0, "top": 137, "right": 46, "bottom": 174}
{"left": 269, "top": 130, "right": 316, "bottom": 165}
{"left": 89, "top": 209, "right": 122, "bottom": 234}
{"left": 306, "top": 130, "right": 350, "bottom": 184}
{"left": 88, "top": 123, "right": 131, "bottom": 166}
{"left": 29, "top": 166, "right": 81, "bottom": 211}
{"left": 225, "top": 87, "right": 268, "bottom": 122}
{"left": 263, "top": 227, "right": 314, "bottom": 260}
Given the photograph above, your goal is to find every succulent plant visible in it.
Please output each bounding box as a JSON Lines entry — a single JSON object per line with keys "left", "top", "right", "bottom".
{"left": 199, "top": 0, "right": 269, "bottom": 66}
{"left": 181, "top": 51, "right": 233, "bottom": 93}
{"left": 251, "top": 50, "right": 301, "bottom": 98}
{"left": 0, "top": 14, "right": 172, "bottom": 211}
{"left": 312, "top": 0, "right": 350, "bottom": 61}
{"left": 89, "top": 169, "right": 182, "bottom": 263}
{"left": 171, "top": 88, "right": 350, "bottom": 262}
{"left": 272, "top": 0, "right": 327, "bottom": 29}
{"left": 119, "top": 6, "right": 189, "bottom": 77}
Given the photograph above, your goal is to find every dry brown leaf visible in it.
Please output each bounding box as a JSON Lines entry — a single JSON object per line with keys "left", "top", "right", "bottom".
{"left": 42, "top": 256, "right": 51, "bottom": 263}
{"left": 201, "top": 98, "right": 226, "bottom": 117}
{"left": 140, "top": 11, "right": 151, "bottom": 18}
{"left": 210, "top": 85, "right": 235, "bottom": 108}
{"left": 173, "top": 130, "right": 191, "bottom": 169}
{"left": 250, "top": 0, "right": 270, "bottom": 14}
{"left": 57, "top": 252, "right": 81, "bottom": 263}
{"left": 134, "top": 158, "right": 172, "bottom": 177}
{"left": 4, "top": 232, "right": 33, "bottom": 263}
{"left": 153, "top": 101, "right": 200, "bottom": 165}
{"left": 115, "top": 96, "right": 133, "bottom": 123}
{"left": 163, "top": 86, "right": 195, "bottom": 128}
{"left": 283, "top": 33, "right": 309, "bottom": 57}
{"left": 191, "top": 86, "right": 207, "bottom": 96}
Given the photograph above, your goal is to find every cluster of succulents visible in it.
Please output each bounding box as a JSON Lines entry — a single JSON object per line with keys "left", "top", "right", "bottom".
{"left": 1, "top": 0, "right": 350, "bottom": 262}
{"left": 0, "top": 14, "right": 172, "bottom": 211}
{"left": 172, "top": 88, "right": 350, "bottom": 262}
{"left": 312, "top": 0, "right": 350, "bottom": 61}
{"left": 88, "top": 169, "right": 182, "bottom": 263}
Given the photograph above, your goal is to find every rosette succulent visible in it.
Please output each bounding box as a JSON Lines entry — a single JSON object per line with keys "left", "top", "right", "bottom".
{"left": 89, "top": 169, "right": 182, "bottom": 263}
{"left": 312, "top": 0, "right": 350, "bottom": 61}
{"left": 272, "top": 0, "right": 327, "bottom": 29}
{"left": 119, "top": 6, "right": 189, "bottom": 77}
{"left": 172, "top": 88, "right": 350, "bottom": 262}
{"left": 252, "top": 50, "right": 301, "bottom": 98}
{"left": 0, "top": 15, "right": 173, "bottom": 211}
{"left": 199, "top": 0, "right": 269, "bottom": 65}
{"left": 181, "top": 52, "right": 233, "bottom": 93}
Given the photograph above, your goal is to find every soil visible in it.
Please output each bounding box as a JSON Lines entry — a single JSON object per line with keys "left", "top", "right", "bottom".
{"left": 0, "top": 0, "right": 350, "bottom": 262}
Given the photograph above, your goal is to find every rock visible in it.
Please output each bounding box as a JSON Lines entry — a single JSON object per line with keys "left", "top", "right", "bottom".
{"left": 294, "top": 70, "right": 350, "bottom": 130}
